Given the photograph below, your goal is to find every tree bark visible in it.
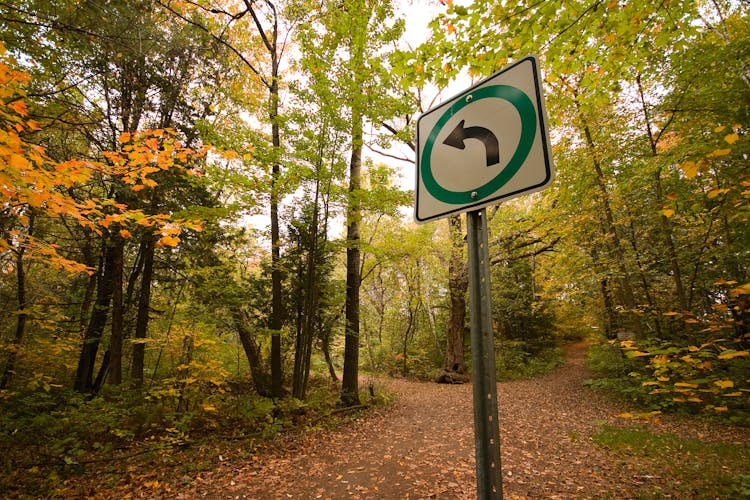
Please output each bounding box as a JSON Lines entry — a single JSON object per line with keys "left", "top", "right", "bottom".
{"left": 1, "top": 242, "right": 29, "bottom": 389}
{"left": 293, "top": 185, "right": 321, "bottom": 400}
{"left": 266, "top": 8, "right": 284, "bottom": 400}
{"left": 74, "top": 240, "right": 115, "bottom": 392}
{"left": 130, "top": 232, "right": 156, "bottom": 387}
{"left": 437, "top": 215, "right": 470, "bottom": 384}
{"left": 341, "top": 107, "right": 363, "bottom": 407}
{"left": 232, "top": 308, "right": 272, "bottom": 396}
{"left": 107, "top": 235, "right": 125, "bottom": 385}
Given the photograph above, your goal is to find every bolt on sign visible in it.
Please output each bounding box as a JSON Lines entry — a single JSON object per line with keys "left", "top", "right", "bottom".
{"left": 415, "top": 55, "right": 554, "bottom": 223}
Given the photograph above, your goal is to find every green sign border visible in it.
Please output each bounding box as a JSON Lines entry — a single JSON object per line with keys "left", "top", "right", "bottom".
{"left": 420, "top": 85, "right": 537, "bottom": 204}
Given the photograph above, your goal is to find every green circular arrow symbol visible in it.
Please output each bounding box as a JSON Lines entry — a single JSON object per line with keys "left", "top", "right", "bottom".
{"left": 420, "top": 85, "right": 537, "bottom": 205}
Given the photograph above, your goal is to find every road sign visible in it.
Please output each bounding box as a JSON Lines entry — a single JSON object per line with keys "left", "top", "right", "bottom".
{"left": 415, "top": 55, "right": 554, "bottom": 223}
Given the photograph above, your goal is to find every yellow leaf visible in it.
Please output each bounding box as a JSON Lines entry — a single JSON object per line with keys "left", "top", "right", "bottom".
{"left": 616, "top": 412, "right": 634, "bottom": 419}
{"left": 660, "top": 208, "right": 675, "bottom": 218}
{"left": 674, "top": 382, "right": 698, "bottom": 389}
{"left": 657, "top": 376, "right": 670, "bottom": 382}
{"left": 652, "top": 354, "right": 669, "bottom": 365}
{"left": 665, "top": 192, "right": 677, "bottom": 200}
{"left": 118, "top": 132, "right": 131, "bottom": 143}
{"left": 119, "top": 229, "right": 132, "bottom": 239}
{"left": 708, "top": 148, "right": 731, "bottom": 157}
{"left": 717, "top": 350, "right": 749, "bottom": 360}
{"left": 724, "top": 133, "right": 739, "bottom": 145}
{"left": 713, "top": 406, "right": 728, "bottom": 412}
{"left": 687, "top": 397, "right": 702, "bottom": 403}
{"left": 26, "top": 119, "right": 41, "bottom": 131}
{"left": 731, "top": 283, "right": 750, "bottom": 296}
{"left": 707, "top": 188, "right": 729, "bottom": 198}
{"left": 723, "top": 392, "right": 742, "bottom": 397}
{"left": 688, "top": 345, "right": 699, "bottom": 352}
{"left": 714, "top": 125, "right": 726, "bottom": 132}
{"left": 714, "top": 380, "right": 734, "bottom": 389}
{"left": 678, "top": 160, "right": 697, "bottom": 178}
{"left": 627, "top": 350, "right": 650, "bottom": 358}
{"left": 642, "top": 381, "right": 659, "bottom": 386}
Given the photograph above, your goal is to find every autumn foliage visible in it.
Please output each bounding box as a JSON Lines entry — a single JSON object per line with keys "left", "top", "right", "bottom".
{"left": 1, "top": 43, "right": 207, "bottom": 273}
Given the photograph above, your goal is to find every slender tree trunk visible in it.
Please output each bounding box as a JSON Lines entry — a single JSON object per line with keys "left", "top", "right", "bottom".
{"left": 1, "top": 244, "right": 29, "bottom": 389}
{"left": 322, "top": 332, "right": 338, "bottom": 382}
{"left": 635, "top": 76, "right": 688, "bottom": 315}
{"left": 130, "top": 233, "right": 155, "bottom": 387}
{"left": 293, "top": 184, "right": 321, "bottom": 400}
{"left": 268, "top": 30, "right": 284, "bottom": 399}
{"left": 74, "top": 241, "right": 115, "bottom": 392}
{"left": 576, "top": 101, "right": 642, "bottom": 336}
{"left": 108, "top": 235, "right": 125, "bottom": 385}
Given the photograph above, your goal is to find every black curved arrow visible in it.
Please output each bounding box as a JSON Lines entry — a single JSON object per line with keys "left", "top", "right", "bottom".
{"left": 442, "top": 119, "right": 500, "bottom": 167}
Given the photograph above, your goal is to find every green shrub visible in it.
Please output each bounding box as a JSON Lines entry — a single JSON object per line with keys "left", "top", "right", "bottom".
{"left": 494, "top": 340, "right": 564, "bottom": 380}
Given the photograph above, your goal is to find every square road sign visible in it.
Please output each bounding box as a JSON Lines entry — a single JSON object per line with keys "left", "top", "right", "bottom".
{"left": 415, "top": 55, "right": 554, "bottom": 223}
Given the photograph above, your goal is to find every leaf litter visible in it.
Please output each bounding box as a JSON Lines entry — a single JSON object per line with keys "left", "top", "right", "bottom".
{"left": 58, "top": 342, "right": 748, "bottom": 498}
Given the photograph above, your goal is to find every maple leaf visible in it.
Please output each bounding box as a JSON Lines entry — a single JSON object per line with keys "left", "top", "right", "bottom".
{"left": 158, "top": 235, "right": 180, "bottom": 247}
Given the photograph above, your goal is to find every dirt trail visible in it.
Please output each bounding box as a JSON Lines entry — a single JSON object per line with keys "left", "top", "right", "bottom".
{"left": 178, "top": 343, "right": 744, "bottom": 499}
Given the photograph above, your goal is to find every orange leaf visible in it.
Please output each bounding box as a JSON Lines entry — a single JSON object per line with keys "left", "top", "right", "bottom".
{"left": 158, "top": 235, "right": 179, "bottom": 247}
{"left": 8, "top": 99, "right": 28, "bottom": 116}
{"left": 9, "top": 153, "right": 29, "bottom": 170}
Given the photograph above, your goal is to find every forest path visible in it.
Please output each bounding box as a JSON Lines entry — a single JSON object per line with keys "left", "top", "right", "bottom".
{"left": 177, "top": 342, "right": 744, "bottom": 499}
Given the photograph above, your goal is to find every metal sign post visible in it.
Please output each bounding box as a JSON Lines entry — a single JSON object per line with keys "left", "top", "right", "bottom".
{"left": 467, "top": 208, "right": 502, "bottom": 499}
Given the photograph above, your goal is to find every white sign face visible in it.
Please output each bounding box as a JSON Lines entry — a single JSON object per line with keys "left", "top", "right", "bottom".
{"left": 414, "top": 55, "right": 554, "bottom": 223}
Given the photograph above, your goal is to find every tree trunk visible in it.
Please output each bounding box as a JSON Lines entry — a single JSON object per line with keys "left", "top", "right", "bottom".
{"left": 232, "top": 308, "right": 272, "bottom": 397}
{"left": 108, "top": 235, "right": 125, "bottom": 385}
{"left": 130, "top": 233, "right": 156, "bottom": 387}
{"left": 437, "top": 215, "right": 470, "bottom": 384}
{"left": 1, "top": 244, "right": 29, "bottom": 389}
{"left": 321, "top": 327, "right": 338, "bottom": 382}
{"left": 74, "top": 241, "right": 115, "bottom": 392}
{"left": 577, "top": 104, "right": 643, "bottom": 336}
{"left": 341, "top": 107, "right": 363, "bottom": 407}
{"left": 268, "top": 29, "right": 284, "bottom": 400}
{"left": 636, "top": 75, "right": 688, "bottom": 315}
{"left": 293, "top": 185, "right": 321, "bottom": 400}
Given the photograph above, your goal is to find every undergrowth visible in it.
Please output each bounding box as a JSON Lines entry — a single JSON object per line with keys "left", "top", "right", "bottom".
{"left": 584, "top": 340, "right": 750, "bottom": 425}
{"left": 594, "top": 425, "right": 750, "bottom": 497}
{"left": 495, "top": 341, "right": 565, "bottom": 380}
{"left": 0, "top": 374, "right": 379, "bottom": 498}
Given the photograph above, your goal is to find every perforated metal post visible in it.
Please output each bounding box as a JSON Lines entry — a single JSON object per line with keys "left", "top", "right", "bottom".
{"left": 467, "top": 208, "right": 503, "bottom": 499}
